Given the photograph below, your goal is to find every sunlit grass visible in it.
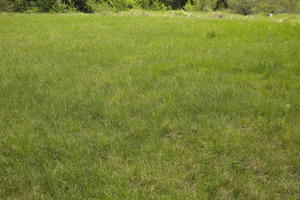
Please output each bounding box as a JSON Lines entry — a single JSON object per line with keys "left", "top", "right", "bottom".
{"left": 0, "top": 13, "right": 299, "bottom": 199}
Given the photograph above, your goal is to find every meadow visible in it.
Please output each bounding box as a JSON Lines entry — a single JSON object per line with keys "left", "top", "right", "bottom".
{"left": 0, "top": 12, "right": 299, "bottom": 199}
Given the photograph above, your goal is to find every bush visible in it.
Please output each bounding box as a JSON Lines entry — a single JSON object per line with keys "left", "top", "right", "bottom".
{"left": 197, "top": 0, "right": 217, "bottom": 11}
{"left": 183, "top": 0, "right": 217, "bottom": 11}
{"left": 215, "top": 0, "right": 227, "bottom": 9}
{"left": 50, "top": 1, "right": 77, "bottom": 12}
{"left": 88, "top": 1, "right": 114, "bottom": 12}
{"left": 227, "top": 0, "right": 252, "bottom": 14}
{"left": 111, "top": 0, "right": 134, "bottom": 10}
{"left": 274, "top": 0, "right": 300, "bottom": 13}
{"left": 161, "top": 0, "right": 186, "bottom": 9}
{"left": 136, "top": 0, "right": 169, "bottom": 10}
{"left": 227, "top": 0, "right": 300, "bottom": 15}
{"left": 0, "top": 0, "right": 13, "bottom": 11}
{"left": 184, "top": 0, "right": 196, "bottom": 11}
{"left": 37, "top": 0, "right": 56, "bottom": 11}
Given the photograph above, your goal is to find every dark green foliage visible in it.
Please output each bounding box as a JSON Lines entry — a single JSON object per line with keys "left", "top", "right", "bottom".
{"left": 137, "top": 0, "right": 169, "bottom": 10}
{"left": 184, "top": 0, "right": 217, "bottom": 11}
{"left": 228, "top": 0, "right": 299, "bottom": 15}
{"left": 0, "top": 0, "right": 298, "bottom": 14}
{"left": 215, "top": 0, "right": 227, "bottom": 9}
{"left": 162, "top": 0, "right": 187, "bottom": 9}
{"left": 0, "top": 0, "right": 13, "bottom": 11}
{"left": 0, "top": 0, "right": 51, "bottom": 12}
{"left": 37, "top": 0, "right": 56, "bottom": 11}
{"left": 72, "top": 0, "right": 93, "bottom": 12}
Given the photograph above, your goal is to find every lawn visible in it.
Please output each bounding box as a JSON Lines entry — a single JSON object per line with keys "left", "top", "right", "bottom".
{"left": 0, "top": 12, "right": 299, "bottom": 199}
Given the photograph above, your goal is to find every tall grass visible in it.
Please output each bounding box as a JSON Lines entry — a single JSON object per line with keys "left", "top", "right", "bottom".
{"left": 0, "top": 13, "right": 299, "bottom": 199}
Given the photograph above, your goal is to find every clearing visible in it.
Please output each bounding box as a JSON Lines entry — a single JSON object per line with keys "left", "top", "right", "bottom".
{"left": 0, "top": 13, "right": 299, "bottom": 199}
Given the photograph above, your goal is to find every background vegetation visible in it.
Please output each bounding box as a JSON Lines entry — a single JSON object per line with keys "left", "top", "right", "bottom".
{"left": 0, "top": 0, "right": 299, "bottom": 14}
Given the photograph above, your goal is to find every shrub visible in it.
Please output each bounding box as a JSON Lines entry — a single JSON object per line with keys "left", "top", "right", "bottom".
{"left": 227, "top": 0, "right": 300, "bottom": 15}
{"left": 110, "top": 0, "right": 133, "bottom": 10}
{"left": 197, "top": 0, "right": 217, "bottom": 11}
{"left": 37, "top": 0, "right": 56, "bottom": 11}
{"left": 0, "top": 0, "right": 13, "bottom": 11}
{"left": 214, "top": 0, "right": 227, "bottom": 9}
{"left": 184, "top": 0, "right": 217, "bottom": 11}
{"left": 227, "top": 0, "right": 252, "bottom": 15}
{"left": 88, "top": 1, "right": 114, "bottom": 12}
{"left": 275, "top": 0, "right": 300, "bottom": 13}
{"left": 184, "top": 0, "right": 196, "bottom": 11}
{"left": 50, "top": 1, "right": 77, "bottom": 12}
{"left": 161, "top": 0, "right": 186, "bottom": 9}
{"left": 136, "top": 0, "right": 169, "bottom": 10}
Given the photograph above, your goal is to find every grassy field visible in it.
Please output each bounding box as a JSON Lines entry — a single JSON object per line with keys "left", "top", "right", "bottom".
{"left": 0, "top": 12, "right": 299, "bottom": 199}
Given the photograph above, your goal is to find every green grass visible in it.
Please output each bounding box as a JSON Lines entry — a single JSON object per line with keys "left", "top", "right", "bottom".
{"left": 0, "top": 12, "right": 300, "bottom": 199}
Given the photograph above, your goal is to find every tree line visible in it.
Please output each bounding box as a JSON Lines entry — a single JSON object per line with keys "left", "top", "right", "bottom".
{"left": 0, "top": 0, "right": 299, "bottom": 14}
